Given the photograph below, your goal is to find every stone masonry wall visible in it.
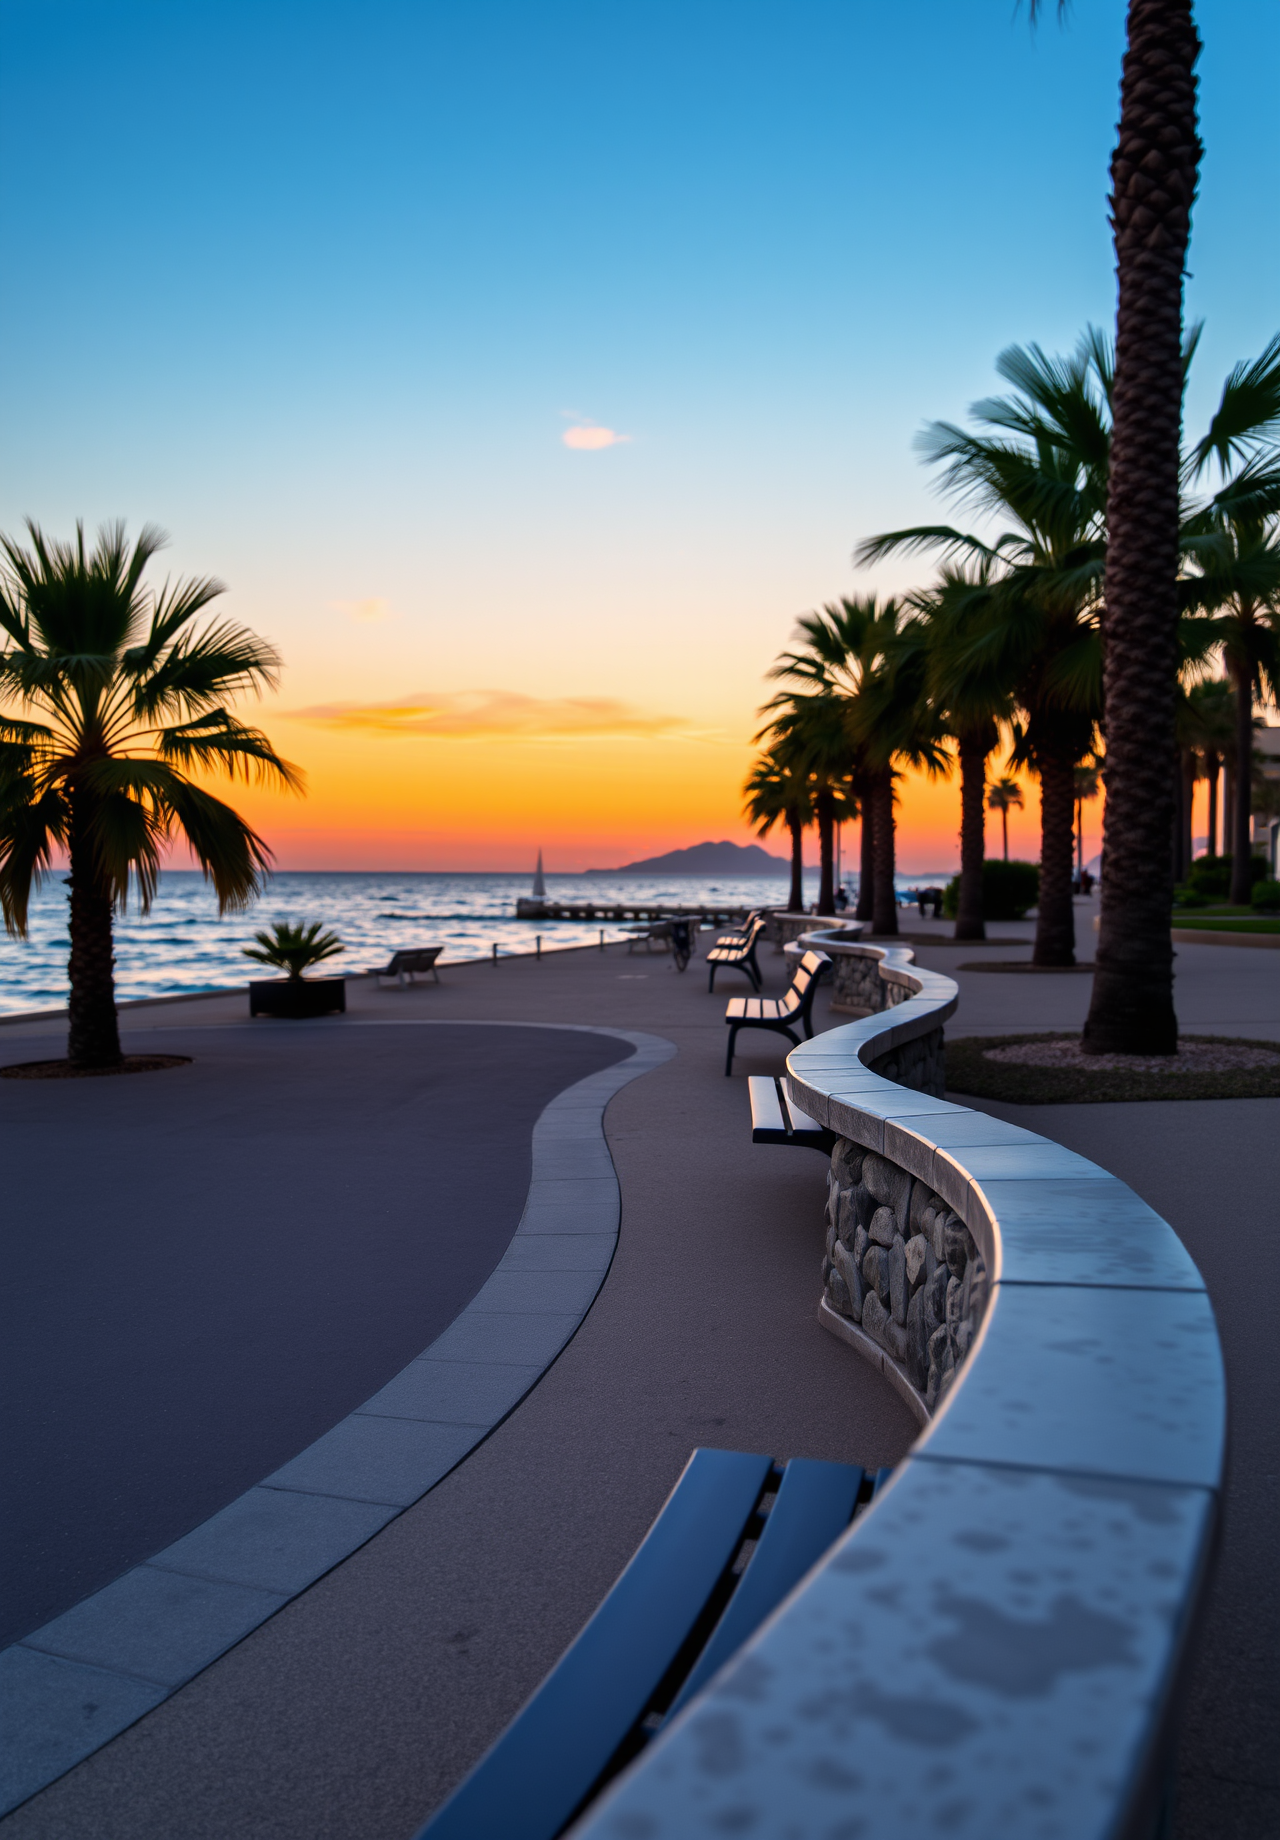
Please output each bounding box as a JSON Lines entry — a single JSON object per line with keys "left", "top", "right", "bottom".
{"left": 821, "top": 1138, "right": 989, "bottom": 1411}
{"left": 865, "top": 1026, "right": 945, "bottom": 1097}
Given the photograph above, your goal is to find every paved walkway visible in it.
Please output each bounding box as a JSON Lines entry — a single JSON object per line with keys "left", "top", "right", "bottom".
{"left": 0, "top": 942, "right": 915, "bottom": 1839}
{"left": 1, "top": 1022, "right": 628, "bottom": 1651}
{"left": 2, "top": 916, "right": 1272, "bottom": 1838}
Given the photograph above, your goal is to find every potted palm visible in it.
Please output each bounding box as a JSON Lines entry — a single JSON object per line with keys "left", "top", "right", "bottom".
{"left": 245, "top": 921, "right": 346, "bottom": 1018}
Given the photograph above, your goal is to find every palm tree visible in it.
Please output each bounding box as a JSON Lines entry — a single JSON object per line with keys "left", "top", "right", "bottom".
{"left": 987, "top": 777, "right": 1024, "bottom": 862}
{"left": 1074, "top": 0, "right": 1202, "bottom": 1052}
{"left": 245, "top": 920, "right": 343, "bottom": 980}
{"left": 743, "top": 745, "right": 811, "bottom": 913}
{"left": 1180, "top": 350, "right": 1280, "bottom": 899}
{"left": 849, "top": 607, "right": 951, "bottom": 936}
{"left": 858, "top": 335, "right": 1106, "bottom": 965}
{"left": 0, "top": 522, "right": 301, "bottom": 1069}
{"left": 911, "top": 565, "right": 1012, "bottom": 940}
{"left": 1073, "top": 760, "right": 1101, "bottom": 881}
{"left": 1183, "top": 676, "right": 1234, "bottom": 857}
{"left": 763, "top": 598, "right": 885, "bottom": 918}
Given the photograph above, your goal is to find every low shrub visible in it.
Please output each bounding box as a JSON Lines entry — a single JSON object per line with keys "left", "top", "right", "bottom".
{"left": 1251, "top": 878, "right": 1280, "bottom": 912}
{"left": 942, "top": 858, "right": 1040, "bottom": 922}
{"left": 1187, "top": 853, "right": 1269, "bottom": 899}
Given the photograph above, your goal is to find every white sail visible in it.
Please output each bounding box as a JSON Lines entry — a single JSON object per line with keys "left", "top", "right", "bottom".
{"left": 532, "top": 849, "right": 546, "bottom": 898}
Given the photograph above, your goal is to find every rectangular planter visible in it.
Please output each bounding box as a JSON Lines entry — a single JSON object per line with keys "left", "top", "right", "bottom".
{"left": 248, "top": 977, "right": 346, "bottom": 1019}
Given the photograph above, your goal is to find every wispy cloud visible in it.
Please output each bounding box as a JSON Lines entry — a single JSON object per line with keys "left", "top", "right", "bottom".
{"left": 329, "top": 597, "right": 394, "bottom": 623}
{"left": 287, "top": 689, "right": 709, "bottom": 742}
{"left": 560, "top": 411, "right": 631, "bottom": 451}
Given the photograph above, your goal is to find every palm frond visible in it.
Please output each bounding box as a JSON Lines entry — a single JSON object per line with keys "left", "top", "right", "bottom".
{"left": 155, "top": 709, "right": 304, "bottom": 791}
{"left": 1192, "top": 333, "right": 1280, "bottom": 478}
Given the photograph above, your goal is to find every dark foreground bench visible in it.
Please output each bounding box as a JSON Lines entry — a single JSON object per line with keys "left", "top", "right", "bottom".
{"left": 724, "top": 947, "right": 829, "bottom": 1074}
{"left": 748, "top": 1074, "right": 836, "bottom": 1152}
{"left": 373, "top": 946, "right": 443, "bottom": 985}
{"left": 706, "top": 913, "right": 768, "bottom": 992}
{"left": 415, "top": 1447, "right": 889, "bottom": 1840}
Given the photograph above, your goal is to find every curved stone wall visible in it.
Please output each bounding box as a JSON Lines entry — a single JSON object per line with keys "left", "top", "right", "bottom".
{"left": 575, "top": 942, "right": 1227, "bottom": 1840}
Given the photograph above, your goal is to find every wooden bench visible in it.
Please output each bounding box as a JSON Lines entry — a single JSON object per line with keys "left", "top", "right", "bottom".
{"left": 413, "top": 1447, "right": 891, "bottom": 1840}
{"left": 372, "top": 946, "right": 443, "bottom": 985}
{"left": 706, "top": 913, "right": 768, "bottom": 992}
{"left": 724, "top": 947, "right": 830, "bottom": 1074}
{"left": 748, "top": 1074, "right": 836, "bottom": 1152}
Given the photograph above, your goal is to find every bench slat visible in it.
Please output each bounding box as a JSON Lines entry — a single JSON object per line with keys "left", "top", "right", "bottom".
{"left": 748, "top": 1076, "right": 788, "bottom": 1142}
{"left": 416, "top": 1449, "right": 773, "bottom": 1840}
{"left": 665, "top": 1457, "right": 864, "bottom": 1720}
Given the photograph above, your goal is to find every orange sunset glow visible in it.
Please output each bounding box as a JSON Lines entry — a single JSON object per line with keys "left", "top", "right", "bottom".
{"left": 225, "top": 706, "right": 1059, "bottom": 875}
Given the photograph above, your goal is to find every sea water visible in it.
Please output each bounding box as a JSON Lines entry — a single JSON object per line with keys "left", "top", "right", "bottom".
{"left": 0, "top": 868, "right": 938, "bottom": 1016}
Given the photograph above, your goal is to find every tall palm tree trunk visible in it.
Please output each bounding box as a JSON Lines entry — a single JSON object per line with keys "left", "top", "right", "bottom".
{"left": 1228, "top": 653, "right": 1255, "bottom": 902}
{"left": 816, "top": 789, "right": 836, "bottom": 914}
{"left": 1181, "top": 749, "right": 1196, "bottom": 882}
{"left": 786, "top": 809, "right": 805, "bottom": 913}
{"left": 856, "top": 775, "right": 875, "bottom": 921}
{"left": 67, "top": 793, "right": 123, "bottom": 1069}
{"left": 1206, "top": 751, "right": 1219, "bottom": 856}
{"left": 1001, "top": 808, "right": 1009, "bottom": 860}
{"left": 1034, "top": 746, "right": 1077, "bottom": 967}
{"left": 1171, "top": 752, "right": 1186, "bottom": 884}
{"left": 870, "top": 771, "right": 897, "bottom": 936}
{"left": 1084, "top": 0, "right": 1200, "bottom": 1053}
{"left": 954, "top": 732, "right": 987, "bottom": 942}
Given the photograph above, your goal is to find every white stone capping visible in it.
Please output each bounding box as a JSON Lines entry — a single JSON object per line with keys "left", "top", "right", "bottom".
{"left": 572, "top": 949, "right": 1226, "bottom": 1840}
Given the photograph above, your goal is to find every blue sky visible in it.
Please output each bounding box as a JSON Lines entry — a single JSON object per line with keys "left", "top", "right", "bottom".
{"left": 1, "top": 1, "right": 1276, "bottom": 866}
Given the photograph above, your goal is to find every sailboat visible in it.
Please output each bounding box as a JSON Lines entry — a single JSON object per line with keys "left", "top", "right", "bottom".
{"left": 531, "top": 849, "right": 547, "bottom": 899}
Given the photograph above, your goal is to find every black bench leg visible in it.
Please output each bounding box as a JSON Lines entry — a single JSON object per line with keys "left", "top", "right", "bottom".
{"left": 725, "top": 1025, "right": 738, "bottom": 1076}
{"left": 708, "top": 965, "right": 717, "bottom": 994}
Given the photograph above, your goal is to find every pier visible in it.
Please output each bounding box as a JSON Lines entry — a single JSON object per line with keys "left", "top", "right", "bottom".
{"left": 514, "top": 898, "right": 757, "bottom": 923}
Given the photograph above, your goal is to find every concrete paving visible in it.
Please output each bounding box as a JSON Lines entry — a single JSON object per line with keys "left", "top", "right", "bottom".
{"left": 0, "top": 941, "right": 917, "bottom": 1839}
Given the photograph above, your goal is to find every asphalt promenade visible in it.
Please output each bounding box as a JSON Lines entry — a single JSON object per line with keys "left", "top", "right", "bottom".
{"left": 1, "top": 912, "right": 1273, "bottom": 1838}
{"left": 1, "top": 1022, "right": 629, "bottom": 1652}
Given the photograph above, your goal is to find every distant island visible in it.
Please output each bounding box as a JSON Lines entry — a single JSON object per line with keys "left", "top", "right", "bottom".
{"left": 585, "top": 840, "right": 788, "bottom": 875}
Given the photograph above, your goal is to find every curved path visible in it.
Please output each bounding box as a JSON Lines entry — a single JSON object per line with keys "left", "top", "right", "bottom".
{"left": 0, "top": 1016, "right": 678, "bottom": 1817}
{"left": 1, "top": 1021, "right": 630, "bottom": 1651}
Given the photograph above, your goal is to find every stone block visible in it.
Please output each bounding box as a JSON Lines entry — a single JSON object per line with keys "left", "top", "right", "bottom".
{"left": 944, "top": 1216, "right": 969, "bottom": 1280}
{"left": 909, "top": 1184, "right": 938, "bottom": 1234}
{"left": 925, "top": 1264, "right": 949, "bottom": 1338}
{"left": 852, "top": 1224, "right": 869, "bottom": 1269}
{"left": 835, "top": 1187, "right": 857, "bottom": 1244}
{"left": 945, "top": 1275, "right": 963, "bottom": 1355}
{"left": 852, "top": 1182, "right": 876, "bottom": 1231}
{"left": 905, "top": 1285, "right": 929, "bottom": 1391}
{"left": 904, "top": 1234, "right": 928, "bottom": 1288}
{"left": 930, "top": 1209, "right": 948, "bottom": 1266}
{"left": 863, "top": 1152, "right": 894, "bottom": 1208}
{"left": 862, "top": 1243, "right": 890, "bottom": 1304}
{"left": 831, "top": 1239, "right": 863, "bottom": 1321}
{"left": 889, "top": 1235, "right": 908, "bottom": 1325}
{"left": 826, "top": 1267, "right": 852, "bottom": 1317}
{"left": 861, "top": 1288, "right": 890, "bottom": 1348}
{"left": 869, "top": 1206, "right": 897, "bottom": 1249}
{"left": 831, "top": 1140, "right": 864, "bottom": 1188}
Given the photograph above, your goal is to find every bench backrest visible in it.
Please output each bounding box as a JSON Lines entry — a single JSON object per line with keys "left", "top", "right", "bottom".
{"left": 779, "top": 949, "right": 828, "bottom": 1016}
{"left": 389, "top": 946, "right": 441, "bottom": 970}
